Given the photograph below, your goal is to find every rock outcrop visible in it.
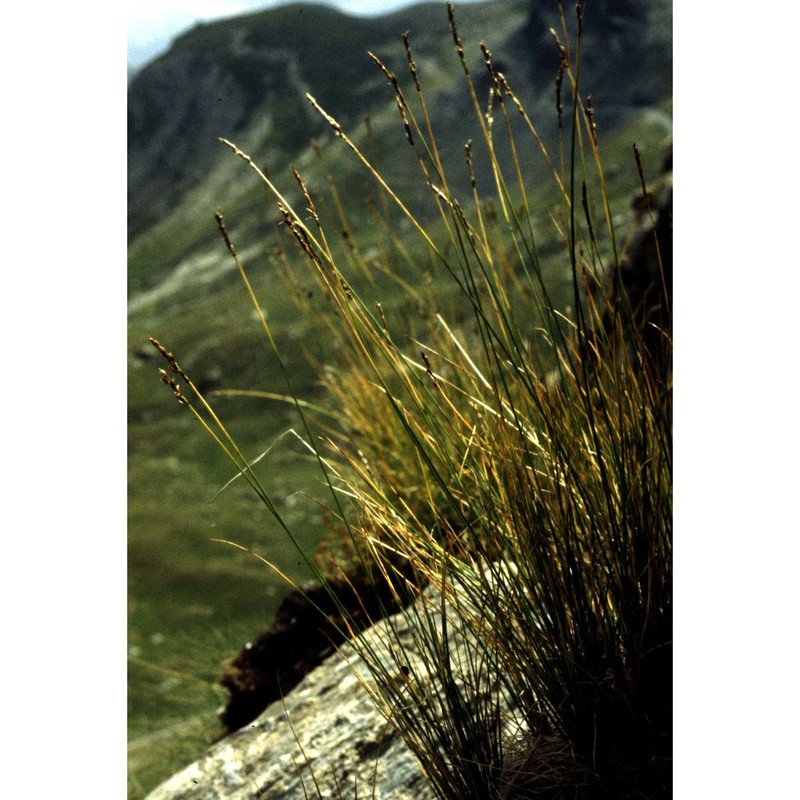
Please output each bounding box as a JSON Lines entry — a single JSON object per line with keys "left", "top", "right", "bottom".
{"left": 583, "top": 137, "right": 673, "bottom": 373}
{"left": 614, "top": 141, "right": 673, "bottom": 353}
{"left": 145, "top": 582, "right": 519, "bottom": 800}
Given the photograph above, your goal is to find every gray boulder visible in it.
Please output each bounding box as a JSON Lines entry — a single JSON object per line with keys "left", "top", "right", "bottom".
{"left": 144, "top": 581, "right": 518, "bottom": 800}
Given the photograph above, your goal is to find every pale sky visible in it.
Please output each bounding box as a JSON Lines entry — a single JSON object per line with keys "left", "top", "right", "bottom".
{"left": 128, "top": 0, "right": 482, "bottom": 68}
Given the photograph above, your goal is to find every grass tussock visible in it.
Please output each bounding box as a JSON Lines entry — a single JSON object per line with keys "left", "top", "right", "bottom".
{"left": 150, "top": 2, "right": 671, "bottom": 798}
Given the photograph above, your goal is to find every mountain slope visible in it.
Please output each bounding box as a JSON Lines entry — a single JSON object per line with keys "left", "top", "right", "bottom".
{"left": 128, "top": 0, "right": 671, "bottom": 286}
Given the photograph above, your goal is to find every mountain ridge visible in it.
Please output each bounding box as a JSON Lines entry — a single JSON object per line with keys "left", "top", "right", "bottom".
{"left": 128, "top": 0, "right": 670, "bottom": 260}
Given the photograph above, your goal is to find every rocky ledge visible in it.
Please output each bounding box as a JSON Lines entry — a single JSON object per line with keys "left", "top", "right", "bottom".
{"left": 145, "top": 581, "right": 520, "bottom": 800}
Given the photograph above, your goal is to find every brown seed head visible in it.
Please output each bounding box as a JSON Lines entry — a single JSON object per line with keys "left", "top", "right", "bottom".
{"left": 149, "top": 337, "right": 188, "bottom": 381}
{"left": 215, "top": 210, "right": 237, "bottom": 258}
{"left": 158, "top": 368, "right": 188, "bottom": 405}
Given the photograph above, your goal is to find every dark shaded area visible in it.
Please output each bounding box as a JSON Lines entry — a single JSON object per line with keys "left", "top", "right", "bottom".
{"left": 583, "top": 138, "right": 673, "bottom": 376}
{"left": 507, "top": 0, "right": 671, "bottom": 110}
{"left": 218, "top": 567, "right": 418, "bottom": 732}
{"left": 498, "top": 623, "right": 672, "bottom": 800}
{"left": 615, "top": 140, "right": 673, "bottom": 367}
